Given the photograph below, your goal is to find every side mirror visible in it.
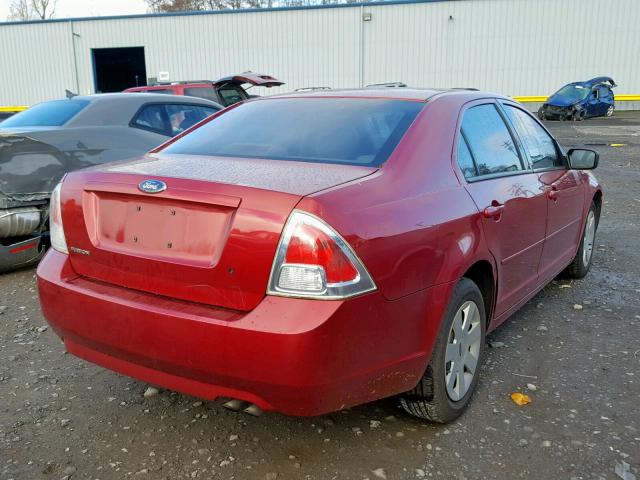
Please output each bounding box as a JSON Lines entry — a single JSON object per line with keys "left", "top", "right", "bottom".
{"left": 567, "top": 148, "right": 599, "bottom": 170}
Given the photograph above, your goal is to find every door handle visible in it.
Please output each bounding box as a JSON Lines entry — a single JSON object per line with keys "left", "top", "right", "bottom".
{"left": 547, "top": 184, "right": 559, "bottom": 201}
{"left": 483, "top": 202, "right": 504, "bottom": 220}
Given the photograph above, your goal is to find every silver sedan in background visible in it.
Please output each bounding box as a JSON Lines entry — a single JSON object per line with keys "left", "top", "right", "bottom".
{"left": 0, "top": 93, "right": 221, "bottom": 271}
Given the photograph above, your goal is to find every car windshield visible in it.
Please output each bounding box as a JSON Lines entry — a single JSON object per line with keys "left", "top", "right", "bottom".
{"left": 553, "top": 84, "right": 590, "bottom": 102}
{"left": 1, "top": 99, "right": 89, "bottom": 127}
{"left": 162, "top": 98, "right": 424, "bottom": 166}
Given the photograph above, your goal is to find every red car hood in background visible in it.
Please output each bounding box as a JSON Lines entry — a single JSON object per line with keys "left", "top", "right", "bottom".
{"left": 62, "top": 154, "right": 376, "bottom": 311}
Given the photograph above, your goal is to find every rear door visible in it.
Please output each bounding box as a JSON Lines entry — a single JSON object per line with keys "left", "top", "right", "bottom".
{"left": 456, "top": 101, "right": 547, "bottom": 319}
{"left": 501, "top": 103, "right": 586, "bottom": 281}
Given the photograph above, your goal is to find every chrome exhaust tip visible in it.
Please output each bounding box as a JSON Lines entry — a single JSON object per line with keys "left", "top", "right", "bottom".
{"left": 243, "top": 404, "right": 263, "bottom": 417}
{"left": 223, "top": 399, "right": 250, "bottom": 412}
{"left": 222, "top": 399, "right": 263, "bottom": 416}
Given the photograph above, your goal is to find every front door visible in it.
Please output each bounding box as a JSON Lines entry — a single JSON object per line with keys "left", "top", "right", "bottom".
{"left": 500, "top": 103, "right": 585, "bottom": 281}
{"left": 586, "top": 88, "right": 601, "bottom": 117}
{"left": 456, "top": 102, "right": 547, "bottom": 320}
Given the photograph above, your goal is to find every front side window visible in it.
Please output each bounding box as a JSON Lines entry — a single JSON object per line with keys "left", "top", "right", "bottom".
{"left": 597, "top": 86, "right": 611, "bottom": 99}
{"left": 1, "top": 100, "right": 89, "bottom": 127}
{"left": 162, "top": 98, "right": 424, "bottom": 167}
{"left": 503, "top": 105, "right": 562, "bottom": 170}
{"left": 461, "top": 104, "right": 523, "bottom": 177}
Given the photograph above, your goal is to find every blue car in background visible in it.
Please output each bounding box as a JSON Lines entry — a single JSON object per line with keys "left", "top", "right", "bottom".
{"left": 538, "top": 76, "right": 616, "bottom": 121}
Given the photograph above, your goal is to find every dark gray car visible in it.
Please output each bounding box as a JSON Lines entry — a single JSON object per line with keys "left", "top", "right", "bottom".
{"left": 0, "top": 93, "right": 221, "bottom": 271}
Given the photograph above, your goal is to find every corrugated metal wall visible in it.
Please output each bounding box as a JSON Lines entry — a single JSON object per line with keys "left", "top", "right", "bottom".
{"left": 1, "top": 0, "right": 639, "bottom": 106}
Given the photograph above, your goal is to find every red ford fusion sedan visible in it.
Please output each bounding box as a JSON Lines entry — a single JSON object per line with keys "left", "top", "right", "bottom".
{"left": 37, "top": 88, "right": 602, "bottom": 422}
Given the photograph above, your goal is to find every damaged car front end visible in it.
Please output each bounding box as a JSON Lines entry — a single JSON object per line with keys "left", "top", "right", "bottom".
{"left": 0, "top": 135, "right": 65, "bottom": 271}
{"left": 540, "top": 102, "right": 587, "bottom": 121}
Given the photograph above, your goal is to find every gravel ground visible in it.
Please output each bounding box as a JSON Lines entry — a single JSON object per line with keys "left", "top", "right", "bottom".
{"left": 1, "top": 112, "right": 639, "bottom": 480}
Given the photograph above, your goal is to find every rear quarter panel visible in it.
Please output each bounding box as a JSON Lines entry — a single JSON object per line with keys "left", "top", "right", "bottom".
{"left": 301, "top": 95, "right": 495, "bottom": 302}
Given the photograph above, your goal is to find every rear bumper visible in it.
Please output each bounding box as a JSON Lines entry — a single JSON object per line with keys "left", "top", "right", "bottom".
{"left": 0, "top": 235, "right": 45, "bottom": 272}
{"left": 37, "top": 250, "right": 453, "bottom": 416}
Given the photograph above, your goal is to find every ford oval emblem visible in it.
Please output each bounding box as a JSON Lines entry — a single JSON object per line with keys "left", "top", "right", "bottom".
{"left": 138, "top": 179, "right": 167, "bottom": 194}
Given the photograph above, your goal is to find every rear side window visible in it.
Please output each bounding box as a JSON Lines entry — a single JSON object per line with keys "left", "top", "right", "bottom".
{"left": 1, "top": 100, "right": 89, "bottom": 127}
{"left": 162, "top": 98, "right": 424, "bottom": 167}
{"left": 167, "top": 104, "right": 218, "bottom": 136}
{"left": 456, "top": 135, "right": 477, "bottom": 179}
{"left": 461, "top": 104, "right": 523, "bottom": 177}
{"left": 132, "top": 104, "right": 167, "bottom": 134}
{"left": 132, "top": 103, "right": 219, "bottom": 137}
{"left": 503, "top": 105, "right": 562, "bottom": 170}
{"left": 217, "top": 86, "right": 247, "bottom": 106}
{"left": 184, "top": 87, "right": 219, "bottom": 103}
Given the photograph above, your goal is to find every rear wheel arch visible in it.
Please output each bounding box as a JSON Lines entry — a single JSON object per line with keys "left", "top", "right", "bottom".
{"left": 461, "top": 260, "right": 496, "bottom": 329}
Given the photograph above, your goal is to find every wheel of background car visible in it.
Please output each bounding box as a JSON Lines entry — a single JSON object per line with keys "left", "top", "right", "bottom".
{"left": 574, "top": 109, "right": 586, "bottom": 121}
{"left": 399, "top": 277, "right": 486, "bottom": 423}
{"left": 537, "top": 107, "right": 545, "bottom": 121}
{"left": 606, "top": 105, "right": 614, "bottom": 117}
{"left": 563, "top": 202, "right": 599, "bottom": 279}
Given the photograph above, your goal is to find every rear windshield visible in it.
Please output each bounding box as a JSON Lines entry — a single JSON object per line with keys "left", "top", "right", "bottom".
{"left": 1, "top": 100, "right": 89, "bottom": 127}
{"left": 162, "top": 98, "right": 424, "bottom": 166}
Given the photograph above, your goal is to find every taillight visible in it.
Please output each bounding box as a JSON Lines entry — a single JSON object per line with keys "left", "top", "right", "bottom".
{"left": 49, "top": 183, "right": 68, "bottom": 254}
{"left": 267, "top": 210, "right": 376, "bottom": 299}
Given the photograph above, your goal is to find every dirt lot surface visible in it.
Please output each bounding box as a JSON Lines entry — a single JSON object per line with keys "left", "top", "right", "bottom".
{"left": 1, "top": 112, "right": 639, "bottom": 480}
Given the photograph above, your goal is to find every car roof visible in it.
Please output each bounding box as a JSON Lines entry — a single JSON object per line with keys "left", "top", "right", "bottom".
{"left": 265, "top": 87, "right": 507, "bottom": 104}
{"left": 74, "top": 92, "right": 219, "bottom": 104}
{"left": 58, "top": 93, "right": 221, "bottom": 127}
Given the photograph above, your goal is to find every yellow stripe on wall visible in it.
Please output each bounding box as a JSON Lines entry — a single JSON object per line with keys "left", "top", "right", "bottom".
{"left": 0, "top": 106, "right": 28, "bottom": 112}
{"left": 514, "top": 95, "right": 640, "bottom": 103}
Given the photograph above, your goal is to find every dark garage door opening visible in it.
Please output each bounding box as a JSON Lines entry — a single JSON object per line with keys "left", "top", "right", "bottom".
{"left": 93, "top": 47, "right": 147, "bottom": 93}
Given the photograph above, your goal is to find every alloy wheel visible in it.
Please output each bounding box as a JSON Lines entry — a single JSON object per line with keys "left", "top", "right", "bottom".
{"left": 445, "top": 300, "right": 482, "bottom": 402}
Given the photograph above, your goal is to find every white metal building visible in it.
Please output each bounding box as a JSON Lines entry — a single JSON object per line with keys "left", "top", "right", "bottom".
{"left": 0, "top": 0, "right": 639, "bottom": 108}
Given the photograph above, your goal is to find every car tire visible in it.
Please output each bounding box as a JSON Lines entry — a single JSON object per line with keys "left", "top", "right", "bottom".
{"left": 563, "top": 202, "right": 599, "bottom": 279}
{"left": 399, "top": 278, "right": 486, "bottom": 423}
{"left": 573, "top": 109, "right": 586, "bottom": 121}
{"left": 606, "top": 105, "right": 614, "bottom": 117}
{"left": 538, "top": 107, "right": 545, "bottom": 121}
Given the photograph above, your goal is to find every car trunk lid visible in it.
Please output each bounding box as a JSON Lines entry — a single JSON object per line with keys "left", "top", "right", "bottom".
{"left": 62, "top": 154, "right": 375, "bottom": 311}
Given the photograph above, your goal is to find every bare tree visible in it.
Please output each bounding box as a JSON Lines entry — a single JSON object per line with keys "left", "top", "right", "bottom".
{"left": 145, "top": 0, "right": 358, "bottom": 12}
{"left": 8, "top": 0, "right": 32, "bottom": 20}
{"left": 31, "top": 0, "right": 57, "bottom": 19}
{"left": 7, "top": 0, "right": 57, "bottom": 20}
